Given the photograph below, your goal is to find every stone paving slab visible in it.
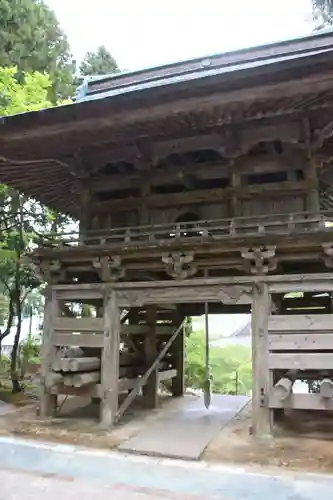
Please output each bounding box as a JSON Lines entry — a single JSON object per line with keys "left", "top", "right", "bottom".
{"left": 118, "top": 395, "right": 249, "bottom": 460}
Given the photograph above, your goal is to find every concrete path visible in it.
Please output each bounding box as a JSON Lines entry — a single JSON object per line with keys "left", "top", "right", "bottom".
{"left": 1, "top": 436, "right": 333, "bottom": 499}
{"left": 119, "top": 394, "right": 249, "bottom": 459}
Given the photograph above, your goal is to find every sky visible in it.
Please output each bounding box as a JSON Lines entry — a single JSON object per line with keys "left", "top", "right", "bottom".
{"left": 46, "top": 0, "right": 314, "bottom": 72}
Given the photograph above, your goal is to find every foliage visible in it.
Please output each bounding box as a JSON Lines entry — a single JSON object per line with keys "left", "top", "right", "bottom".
{"left": 0, "top": 67, "right": 64, "bottom": 391}
{"left": 0, "top": 0, "right": 74, "bottom": 99}
{"left": 312, "top": 0, "right": 333, "bottom": 25}
{"left": 79, "top": 45, "right": 119, "bottom": 76}
{"left": 0, "top": 66, "right": 53, "bottom": 115}
{"left": 185, "top": 330, "right": 252, "bottom": 395}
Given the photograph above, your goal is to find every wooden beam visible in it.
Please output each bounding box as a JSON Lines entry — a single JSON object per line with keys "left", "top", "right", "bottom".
{"left": 268, "top": 314, "right": 333, "bottom": 332}
{"left": 40, "top": 288, "right": 58, "bottom": 417}
{"left": 269, "top": 353, "right": 333, "bottom": 370}
{"left": 100, "top": 289, "right": 120, "bottom": 428}
{"left": 93, "top": 180, "right": 309, "bottom": 213}
{"left": 143, "top": 305, "right": 158, "bottom": 409}
{"left": 268, "top": 333, "right": 333, "bottom": 351}
{"left": 269, "top": 392, "right": 333, "bottom": 410}
{"left": 52, "top": 273, "right": 333, "bottom": 291}
{"left": 251, "top": 282, "right": 272, "bottom": 438}
{"left": 54, "top": 317, "right": 103, "bottom": 332}
{"left": 159, "top": 369, "right": 177, "bottom": 382}
{"left": 52, "top": 333, "right": 104, "bottom": 348}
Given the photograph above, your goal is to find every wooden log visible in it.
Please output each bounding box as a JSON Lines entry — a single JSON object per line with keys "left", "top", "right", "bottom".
{"left": 40, "top": 288, "right": 58, "bottom": 417}
{"left": 251, "top": 282, "right": 272, "bottom": 438}
{"left": 63, "top": 371, "right": 100, "bottom": 387}
{"left": 100, "top": 289, "right": 120, "bottom": 428}
{"left": 52, "top": 358, "right": 70, "bottom": 372}
{"left": 59, "top": 346, "right": 85, "bottom": 358}
{"left": 320, "top": 378, "right": 333, "bottom": 398}
{"left": 273, "top": 377, "right": 293, "bottom": 400}
{"left": 67, "top": 357, "right": 100, "bottom": 372}
{"left": 46, "top": 372, "right": 63, "bottom": 389}
{"left": 143, "top": 305, "right": 158, "bottom": 409}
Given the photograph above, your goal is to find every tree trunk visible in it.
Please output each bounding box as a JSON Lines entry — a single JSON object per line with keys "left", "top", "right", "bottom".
{"left": 11, "top": 297, "right": 22, "bottom": 393}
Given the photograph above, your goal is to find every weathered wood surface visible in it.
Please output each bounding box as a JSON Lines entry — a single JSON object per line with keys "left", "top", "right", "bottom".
{"left": 52, "top": 274, "right": 333, "bottom": 303}
{"left": 68, "top": 357, "right": 100, "bottom": 372}
{"left": 171, "top": 312, "right": 184, "bottom": 397}
{"left": 59, "top": 346, "right": 85, "bottom": 358}
{"left": 143, "top": 305, "right": 158, "bottom": 409}
{"left": 100, "top": 289, "right": 120, "bottom": 428}
{"left": 268, "top": 333, "right": 333, "bottom": 351}
{"left": 269, "top": 353, "right": 333, "bottom": 370}
{"left": 158, "top": 369, "right": 177, "bottom": 382}
{"left": 251, "top": 282, "right": 272, "bottom": 437}
{"left": 52, "top": 333, "right": 104, "bottom": 348}
{"left": 52, "top": 273, "right": 333, "bottom": 290}
{"left": 40, "top": 289, "right": 58, "bottom": 417}
{"left": 272, "top": 377, "right": 293, "bottom": 400}
{"left": 50, "top": 383, "right": 102, "bottom": 397}
{"left": 320, "top": 378, "right": 333, "bottom": 398}
{"left": 268, "top": 315, "right": 333, "bottom": 332}
{"left": 269, "top": 393, "right": 333, "bottom": 410}
{"left": 63, "top": 371, "right": 100, "bottom": 387}
{"left": 115, "top": 286, "right": 253, "bottom": 306}
{"left": 54, "top": 317, "right": 103, "bottom": 332}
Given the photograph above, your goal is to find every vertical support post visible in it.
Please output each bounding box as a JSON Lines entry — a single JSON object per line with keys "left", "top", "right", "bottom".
{"left": 306, "top": 156, "right": 320, "bottom": 214}
{"left": 100, "top": 289, "right": 120, "bottom": 428}
{"left": 171, "top": 310, "right": 184, "bottom": 397}
{"left": 143, "top": 305, "right": 158, "bottom": 409}
{"left": 251, "top": 282, "right": 272, "bottom": 437}
{"left": 40, "top": 288, "right": 58, "bottom": 417}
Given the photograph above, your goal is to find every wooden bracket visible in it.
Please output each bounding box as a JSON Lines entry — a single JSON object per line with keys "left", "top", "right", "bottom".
{"left": 241, "top": 246, "right": 277, "bottom": 275}
{"left": 93, "top": 255, "right": 125, "bottom": 281}
{"left": 162, "top": 251, "right": 197, "bottom": 279}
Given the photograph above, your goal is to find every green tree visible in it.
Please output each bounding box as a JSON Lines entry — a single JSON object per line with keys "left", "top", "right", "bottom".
{"left": 312, "top": 0, "right": 333, "bottom": 25}
{"left": 185, "top": 330, "right": 252, "bottom": 395}
{"left": 0, "top": 0, "right": 74, "bottom": 99}
{"left": 0, "top": 67, "right": 58, "bottom": 391}
{"left": 79, "top": 45, "right": 119, "bottom": 76}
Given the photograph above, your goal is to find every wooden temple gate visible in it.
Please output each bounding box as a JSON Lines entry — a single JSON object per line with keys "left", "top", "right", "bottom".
{"left": 39, "top": 273, "right": 333, "bottom": 436}
{"left": 2, "top": 31, "right": 333, "bottom": 437}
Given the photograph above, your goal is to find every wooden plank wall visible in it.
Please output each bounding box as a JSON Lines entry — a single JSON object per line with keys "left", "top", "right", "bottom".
{"left": 268, "top": 314, "right": 333, "bottom": 411}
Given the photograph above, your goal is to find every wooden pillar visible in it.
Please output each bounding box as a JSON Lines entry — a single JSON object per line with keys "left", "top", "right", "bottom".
{"left": 79, "top": 188, "right": 91, "bottom": 243}
{"left": 230, "top": 170, "right": 241, "bottom": 218}
{"left": 40, "top": 288, "right": 58, "bottom": 417}
{"left": 251, "top": 282, "right": 272, "bottom": 437}
{"left": 305, "top": 157, "right": 320, "bottom": 214}
{"left": 171, "top": 310, "right": 184, "bottom": 397}
{"left": 142, "top": 305, "right": 158, "bottom": 409}
{"left": 100, "top": 289, "right": 120, "bottom": 428}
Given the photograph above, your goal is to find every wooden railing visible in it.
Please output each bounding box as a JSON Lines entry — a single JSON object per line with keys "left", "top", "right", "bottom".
{"left": 35, "top": 211, "right": 333, "bottom": 250}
